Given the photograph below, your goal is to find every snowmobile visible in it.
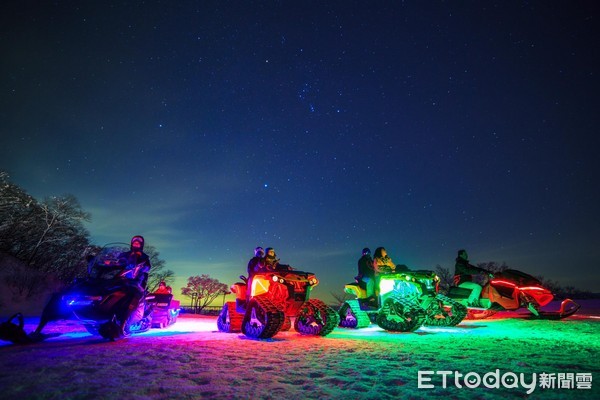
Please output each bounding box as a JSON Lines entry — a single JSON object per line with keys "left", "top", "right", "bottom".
{"left": 446, "top": 268, "right": 580, "bottom": 319}
{"left": 217, "top": 267, "right": 340, "bottom": 339}
{"left": 148, "top": 293, "right": 180, "bottom": 329}
{"left": 0, "top": 243, "right": 155, "bottom": 344}
{"left": 57, "top": 243, "right": 154, "bottom": 340}
{"left": 338, "top": 267, "right": 467, "bottom": 332}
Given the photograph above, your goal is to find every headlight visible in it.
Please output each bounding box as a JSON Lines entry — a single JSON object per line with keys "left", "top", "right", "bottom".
{"left": 380, "top": 279, "right": 395, "bottom": 295}
{"left": 63, "top": 295, "right": 102, "bottom": 306}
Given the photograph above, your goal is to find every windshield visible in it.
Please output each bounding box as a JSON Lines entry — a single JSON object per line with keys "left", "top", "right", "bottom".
{"left": 88, "top": 243, "right": 130, "bottom": 280}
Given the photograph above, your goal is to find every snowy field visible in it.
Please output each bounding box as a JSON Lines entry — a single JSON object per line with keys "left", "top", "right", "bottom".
{"left": 1, "top": 300, "right": 599, "bottom": 400}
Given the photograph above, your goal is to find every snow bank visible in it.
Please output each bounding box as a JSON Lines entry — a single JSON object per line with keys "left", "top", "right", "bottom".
{"left": 1, "top": 306, "right": 598, "bottom": 399}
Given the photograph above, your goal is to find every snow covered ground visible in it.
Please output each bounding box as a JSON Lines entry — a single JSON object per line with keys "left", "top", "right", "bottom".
{"left": 1, "top": 300, "right": 599, "bottom": 400}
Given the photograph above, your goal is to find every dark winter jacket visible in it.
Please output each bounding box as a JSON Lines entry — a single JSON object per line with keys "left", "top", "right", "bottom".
{"left": 357, "top": 255, "right": 374, "bottom": 280}
{"left": 454, "top": 257, "right": 486, "bottom": 285}
{"left": 119, "top": 250, "right": 152, "bottom": 289}
{"left": 247, "top": 256, "right": 261, "bottom": 276}
{"left": 258, "top": 255, "right": 291, "bottom": 272}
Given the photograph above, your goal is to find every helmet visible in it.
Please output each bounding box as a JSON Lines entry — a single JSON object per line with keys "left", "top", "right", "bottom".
{"left": 362, "top": 248, "right": 371, "bottom": 256}
{"left": 265, "top": 247, "right": 275, "bottom": 257}
{"left": 254, "top": 247, "right": 264, "bottom": 257}
{"left": 131, "top": 235, "right": 145, "bottom": 251}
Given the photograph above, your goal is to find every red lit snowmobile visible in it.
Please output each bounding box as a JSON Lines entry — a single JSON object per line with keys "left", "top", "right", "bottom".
{"left": 446, "top": 269, "right": 580, "bottom": 319}
{"left": 339, "top": 268, "right": 467, "bottom": 332}
{"left": 217, "top": 267, "right": 340, "bottom": 339}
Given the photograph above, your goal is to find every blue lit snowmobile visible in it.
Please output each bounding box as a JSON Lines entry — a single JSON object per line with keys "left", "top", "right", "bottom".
{"left": 0, "top": 243, "right": 162, "bottom": 344}
{"left": 339, "top": 266, "right": 467, "bottom": 332}
{"left": 42, "top": 243, "right": 153, "bottom": 340}
{"left": 57, "top": 243, "right": 156, "bottom": 340}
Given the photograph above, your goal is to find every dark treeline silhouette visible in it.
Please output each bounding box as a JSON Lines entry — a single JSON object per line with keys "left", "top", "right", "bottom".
{"left": 0, "top": 171, "right": 174, "bottom": 300}
{"left": 435, "top": 262, "right": 596, "bottom": 299}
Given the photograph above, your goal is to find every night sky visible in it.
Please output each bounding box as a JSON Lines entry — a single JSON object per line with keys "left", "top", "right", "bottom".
{"left": 1, "top": 1, "right": 598, "bottom": 299}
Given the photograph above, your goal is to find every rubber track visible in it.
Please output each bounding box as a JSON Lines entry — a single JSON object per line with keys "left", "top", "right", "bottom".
{"left": 424, "top": 294, "right": 467, "bottom": 327}
{"left": 217, "top": 302, "right": 243, "bottom": 333}
{"left": 242, "top": 296, "right": 284, "bottom": 339}
{"left": 376, "top": 296, "right": 426, "bottom": 332}
{"left": 295, "top": 299, "right": 340, "bottom": 337}
{"left": 338, "top": 300, "right": 371, "bottom": 329}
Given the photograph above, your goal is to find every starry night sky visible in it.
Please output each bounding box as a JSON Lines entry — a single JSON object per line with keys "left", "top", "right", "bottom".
{"left": 1, "top": 1, "right": 599, "bottom": 299}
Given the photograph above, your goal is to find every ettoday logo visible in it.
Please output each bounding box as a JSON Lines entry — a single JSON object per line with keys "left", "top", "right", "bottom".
{"left": 418, "top": 370, "right": 593, "bottom": 394}
{"left": 418, "top": 370, "right": 538, "bottom": 394}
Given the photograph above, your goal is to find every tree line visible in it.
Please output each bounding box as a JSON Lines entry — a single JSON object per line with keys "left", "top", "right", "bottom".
{"left": 1, "top": 171, "right": 225, "bottom": 305}
{"left": 433, "top": 262, "right": 595, "bottom": 299}
{"left": 1, "top": 171, "right": 94, "bottom": 299}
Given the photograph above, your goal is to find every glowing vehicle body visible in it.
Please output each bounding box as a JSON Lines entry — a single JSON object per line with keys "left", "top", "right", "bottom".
{"left": 60, "top": 243, "right": 156, "bottom": 340}
{"left": 447, "top": 268, "right": 580, "bottom": 319}
{"left": 217, "top": 269, "right": 339, "bottom": 339}
{"left": 148, "top": 293, "right": 180, "bottom": 329}
{"left": 339, "top": 269, "right": 467, "bottom": 332}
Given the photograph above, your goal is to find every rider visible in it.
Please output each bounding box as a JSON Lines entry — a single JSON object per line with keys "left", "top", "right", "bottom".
{"left": 247, "top": 246, "right": 264, "bottom": 277}
{"left": 116, "top": 235, "right": 152, "bottom": 335}
{"left": 372, "top": 247, "right": 398, "bottom": 298}
{"left": 357, "top": 248, "right": 375, "bottom": 300}
{"left": 373, "top": 247, "right": 397, "bottom": 274}
{"left": 453, "top": 249, "right": 488, "bottom": 307}
{"left": 119, "top": 235, "right": 152, "bottom": 289}
{"left": 262, "top": 247, "right": 279, "bottom": 270}
{"left": 258, "top": 248, "right": 292, "bottom": 271}
{"left": 155, "top": 281, "right": 172, "bottom": 294}
{"left": 244, "top": 246, "right": 265, "bottom": 301}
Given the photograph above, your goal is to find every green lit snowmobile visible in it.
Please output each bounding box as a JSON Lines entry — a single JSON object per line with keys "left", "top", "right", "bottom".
{"left": 217, "top": 267, "right": 340, "bottom": 339}
{"left": 338, "top": 267, "right": 467, "bottom": 332}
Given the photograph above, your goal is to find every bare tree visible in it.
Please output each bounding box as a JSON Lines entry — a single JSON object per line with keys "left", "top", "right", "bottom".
{"left": 0, "top": 172, "right": 92, "bottom": 292}
{"left": 181, "top": 274, "right": 229, "bottom": 312}
{"left": 147, "top": 270, "right": 175, "bottom": 293}
{"left": 143, "top": 244, "right": 175, "bottom": 292}
{"left": 476, "top": 261, "right": 509, "bottom": 274}
{"left": 26, "top": 195, "right": 91, "bottom": 266}
{"left": 1, "top": 173, "right": 176, "bottom": 297}
{"left": 534, "top": 275, "right": 594, "bottom": 299}
{"left": 0, "top": 171, "right": 37, "bottom": 254}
